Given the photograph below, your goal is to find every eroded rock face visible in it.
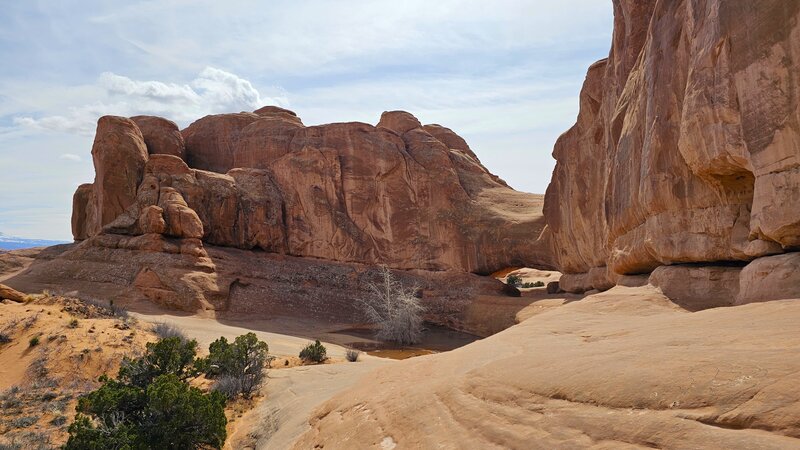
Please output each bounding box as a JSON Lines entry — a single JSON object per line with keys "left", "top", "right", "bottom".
{"left": 73, "top": 110, "right": 547, "bottom": 274}
{"left": 130, "top": 115, "right": 185, "bottom": 159}
{"left": 542, "top": 0, "right": 800, "bottom": 292}
{"left": 0, "top": 283, "right": 26, "bottom": 302}
{"left": 84, "top": 116, "right": 149, "bottom": 237}
{"left": 737, "top": 253, "right": 800, "bottom": 305}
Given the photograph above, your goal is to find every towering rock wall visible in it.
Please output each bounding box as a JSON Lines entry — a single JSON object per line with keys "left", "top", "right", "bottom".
{"left": 72, "top": 109, "right": 549, "bottom": 274}
{"left": 543, "top": 0, "right": 800, "bottom": 299}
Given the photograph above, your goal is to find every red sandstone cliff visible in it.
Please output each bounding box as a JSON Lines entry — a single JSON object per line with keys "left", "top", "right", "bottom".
{"left": 72, "top": 110, "right": 548, "bottom": 275}
{"left": 543, "top": 0, "right": 800, "bottom": 304}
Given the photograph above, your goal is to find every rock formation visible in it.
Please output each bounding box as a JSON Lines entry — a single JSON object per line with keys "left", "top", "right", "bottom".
{"left": 291, "top": 286, "right": 800, "bottom": 449}
{"left": 4, "top": 108, "right": 544, "bottom": 321}
{"left": 72, "top": 109, "right": 547, "bottom": 275}
{"left": 542, "top": 0, "right": 800, "bottom": 302}
{"left": 0, "top": 283, "right": 25, "bottom": 302}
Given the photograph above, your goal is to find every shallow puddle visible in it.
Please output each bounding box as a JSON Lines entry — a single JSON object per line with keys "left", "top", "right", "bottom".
{"left": 333, "top": 324, "right": 480, "bottom": 360}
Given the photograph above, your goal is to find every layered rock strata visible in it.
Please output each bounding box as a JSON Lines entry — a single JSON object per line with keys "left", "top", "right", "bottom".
{"left": 73, "top": 110, "right": 548, "bottom": 275}
{"left": 543, "top": 0, "right": 800, "bottom": 300}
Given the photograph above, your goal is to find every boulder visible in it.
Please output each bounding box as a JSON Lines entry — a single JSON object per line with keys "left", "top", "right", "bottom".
{"left": 649, "top": 265, "right": 741, "bottom": 311}
{"left": 377, "top": 110, "right": 422, "bottom": 134}
{"left": 130, "top": 115, "right": 185, "bottom": 159}
{"left": 0, "top": 283, "right": 26, "bottom": 302}
{"left": 737, "top": 253, "right": 800, "bottom": 304}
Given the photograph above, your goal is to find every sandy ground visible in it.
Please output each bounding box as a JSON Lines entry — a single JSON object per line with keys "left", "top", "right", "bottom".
{"left": 124, "top": 307, "right": 399, "bottom": 449}
{"left": 0, "top": 296, "right": 155, "bottom": 447}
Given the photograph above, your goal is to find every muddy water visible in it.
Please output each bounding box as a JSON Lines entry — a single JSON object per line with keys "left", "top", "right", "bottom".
{"left": 332, "top": 324, "right": 480, "bottom": 360}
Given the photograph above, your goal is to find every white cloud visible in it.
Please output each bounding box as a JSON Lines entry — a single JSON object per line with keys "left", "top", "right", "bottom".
{"left": 0, "top": 1, "right": 614, "bottom": 239}
{"left": 14, "top": 67, "right": 287, "bottom": 135}
{"left": 59, "top": 153, "right": 82, "bottom": 162}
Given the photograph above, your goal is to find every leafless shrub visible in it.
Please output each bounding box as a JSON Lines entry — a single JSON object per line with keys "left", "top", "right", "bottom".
{"left": 28, "top": 355, "right": 49, "bottom": 380}
{"left": 359, "top": 266, "right": 425, "bottom": 345}
{"left": 151, "top": 322, "right": 187, "bottom": 341}
{"left": 10, "top": 416, "right": 39, "bottom": 428}
{"left": 212, "top": 375, "right": 242, "bottom": 400}
{"left": 345, "top": 348, "right": 361, "bottom": 362}
{"left": 50, "top": 415, "right": 67, "bottom": 426}
{"left": 22, "top": 314, "right": 39, "bottom": 330}
{"left": 15, "top": 431, "right": 50, "bottom": 450}
{"left": 0, "top": 387, "right": 21, "bottom": 409}
{"left": 0, "top": 442, "right": 21, "bottom": 450}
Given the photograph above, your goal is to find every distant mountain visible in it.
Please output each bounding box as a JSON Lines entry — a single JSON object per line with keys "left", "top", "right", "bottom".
{"left": 0, "top": 232, "right": 70, "bottom": 251}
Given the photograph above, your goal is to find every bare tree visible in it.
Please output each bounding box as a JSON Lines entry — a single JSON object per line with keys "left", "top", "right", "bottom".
{"left": 360, "top": 266, "right": 425, "bottom": 345}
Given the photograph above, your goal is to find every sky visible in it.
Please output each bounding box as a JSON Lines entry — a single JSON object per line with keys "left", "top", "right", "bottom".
{"left": 0, "top": 0, "right": 613, "bottom": 240}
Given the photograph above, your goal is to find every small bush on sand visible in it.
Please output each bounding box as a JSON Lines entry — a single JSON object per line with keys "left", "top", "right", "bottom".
{"left": 345, "top": 349, "right": 361, "bottom": 362}
{"left": 68, "top": 318, "right": 79, "bottom": 328}
{"left": 65, "top": 336, "right": 226, "bottom": 449}
{"left": 198, "top": 333, "right": 269, "bottom": 399}
{"left": 0, "top": 333, "right": 10, "bottom": 344}
{"left": 299, "top": 340, "right": 327, "bottom": 363}
{"left": 11, "top": 416, "right": 39, "bottom": 428}
{"left": 359, "top": 266, "right": 425, "bottom": 345}
{"left": 151, "top": 322, "right": 187, "bottom": 341}
{"left": 506, "top": 274, "right": 522, "bottom": 287}
{"left": 211, "top": 375, "right": 242, "bottom": 400}
{"left": 28, "top": 336, "right": 40, "bottom": 347}
{"left": 119, "top": 337, "right": 199, "bottom": 387}
{"left": 520, "top": 280, "right": 545, "bottom": 288}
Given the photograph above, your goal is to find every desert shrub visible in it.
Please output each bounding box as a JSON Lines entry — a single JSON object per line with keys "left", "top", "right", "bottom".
{"left": 66, "top": 375, "right": 226, "bottom": 450}
{"left": 359, "top": 266, "right": 425, "bottom": 345}
{"left": 118, "top": 336, "right": 199, "bottom": 387}
{"left": 211, "top": 375, "right": 242, "bottom": 400}
{"left": 0, "top": 432, "right": 49, "bottom": 450}
{"left": 51, "top": 415, "right": 67, "bottom": 426}
{"left": 109, "top": 299, "right": 127, "bottom": 318}
{"left": 299, "top": 340, "right": 327, "bottom": 363}
{"left": 520, "top": 280, "right": 545, "bottom": 288}
{"left": 65, "top": 337, "right": 227, "bottom": 449}
{"left": 506, "top": 274, "right": 522, "bottom": 287}
{"left": 199, "top": 333, "right": 269, "bottom": 398}
{"left": 0, "top": 333, "right": 10, "bottom": 344}
{"left": 28, "top": 336, "right": 40, "bottom": 347}
{"left": 345, "top": 348, "right": 361, "bottom": 362}
{"left": 11, "top": 416, "right": 38, "bottom": 428}
{"left": 22, "top": 315, "right": 38, "bottom": 330}
{"left": 151, "top": 322, "right": 187, "bottom": 341}
{"left": 1, "top": 387, "right": 22, "bottom": 409}
{"left": 68, "top": 318, "right": 79, "bottom": 328}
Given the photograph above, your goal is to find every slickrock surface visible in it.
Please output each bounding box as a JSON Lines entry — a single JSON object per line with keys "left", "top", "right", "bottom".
{"left": 72, "top": 109, "right": 547, "bottom": 275}
{"left": 542, "top": 0, "right": 800, "bottom": 296}
{"left": 293, "top": 286, "right": 800, "bottom": 449}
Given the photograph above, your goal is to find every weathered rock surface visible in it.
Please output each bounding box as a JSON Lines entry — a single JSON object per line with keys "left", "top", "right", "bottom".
{"left": 737, "top": 252, "right": 800, "bottom": 305}
{"left": 291, "top": 286, "right": 800, "bottom": 449}
{"left": 649, "top": 265, "right": 740, "bottom": 311}
{"left": 2, "top": 240, "right": 520, "bottom": 334}
{"left": 541, "top": 0, "right": 800, "bottom": 294}
{"left": 0, "top": 283, "right": 25, "bottom": 302}
{"left": 77, "top": 116, "right": 149, "bottom": 240}
{"left": 130, "top": 115, "right": 185, "bottom": 159}
{"left": 73, "top": 109, "right": 547, "bottom": 274}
